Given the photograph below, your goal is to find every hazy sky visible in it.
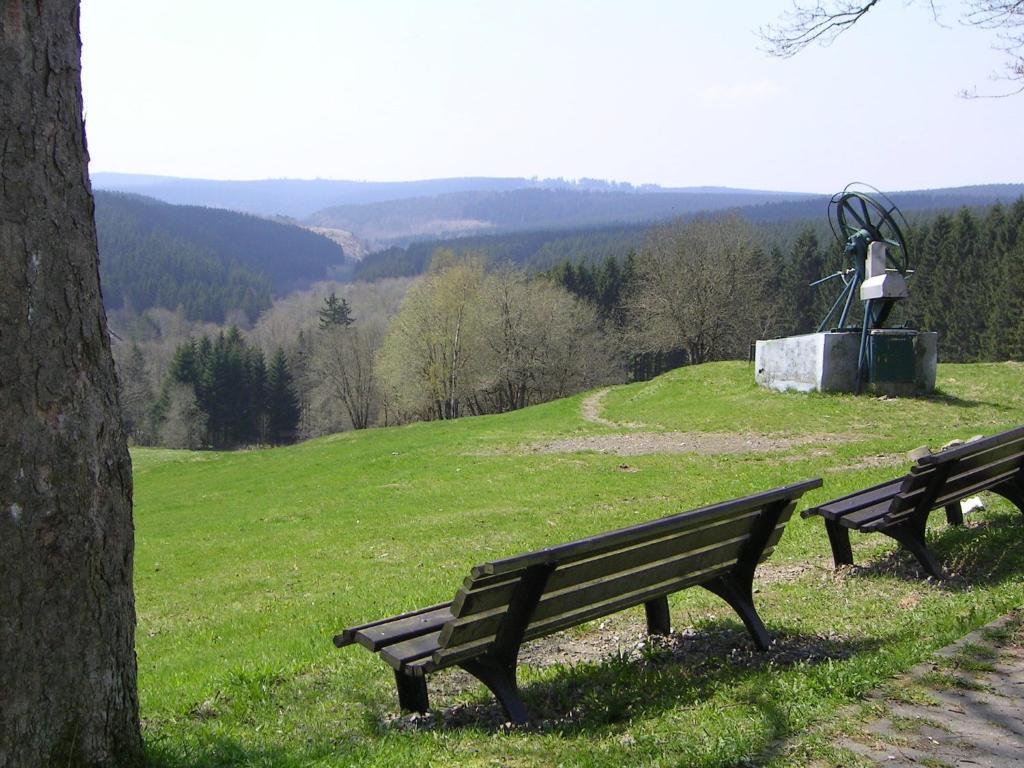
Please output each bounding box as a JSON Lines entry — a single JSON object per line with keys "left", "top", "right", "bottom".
{"left": 80, "top": 0, "right": 1023, "bottom": 192}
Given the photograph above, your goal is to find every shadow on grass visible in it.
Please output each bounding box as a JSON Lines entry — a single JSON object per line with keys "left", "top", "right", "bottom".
{"left": 381, "top": 623, "right": 885, "bottom": 734}
{"left": 843, "top": 507, "right": 1024, "bottom": 587}
{"left": 921, "top": 388, "right": 1009, "bottom": 410}
{"left": 145, "top": 737, "right": 322, "bottom": 768}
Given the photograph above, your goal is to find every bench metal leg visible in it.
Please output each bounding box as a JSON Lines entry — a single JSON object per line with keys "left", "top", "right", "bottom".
{"left": 885, "top": 518, "right": 943, "bottom": 579}
{"left": 394, "top": 670, "right": 429, "bottom": 714}
{"left": 644, "top": 596, "right": 671, "bottom": 635}
{"left": 702, "top": 574, "right": 771, "bottom": 651}
{"left": 825, "top": 519, "right": 854, "bottom": 568}
{"left": 455, "top": 563, "right": 553, "bottom": 725}
{"left": 945, "top": 503, "right": 964, "bottom": 527}
{"left": 460, "top": 658, "right": 529, "bottom": 725}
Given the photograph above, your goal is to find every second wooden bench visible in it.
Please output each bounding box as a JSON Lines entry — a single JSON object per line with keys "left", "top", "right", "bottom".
{"left": 803, "top": 425, "right": 1024, "bottom": 578}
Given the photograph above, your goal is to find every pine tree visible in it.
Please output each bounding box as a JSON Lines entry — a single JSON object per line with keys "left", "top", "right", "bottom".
{"left": 987, "top": 202, "right": 1024, "bottom": 360}
{"left": 783, "top": 228, "right": 824, "bottom": 334}
{"left": 949, "top": 208, "right": 985, "bottom": 361}
{"left": 267, "top": 348, "right": 301, "bottom": 445}
{"left": 247, "top": 348, "right": 269, "bottom": 444}
{"left": 319, "top": 291, "right": 355, "bottom": 328}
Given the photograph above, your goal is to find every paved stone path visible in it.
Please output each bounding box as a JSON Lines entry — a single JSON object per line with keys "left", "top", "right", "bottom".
{"left": 839, "top": 610, "right": 1024, "bottom": 767}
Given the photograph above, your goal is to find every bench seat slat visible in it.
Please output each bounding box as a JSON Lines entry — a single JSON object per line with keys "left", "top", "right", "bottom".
{"left": 333, "top": 601, "right": 451, "bottom": 648}
{"left": 474, "top": 480, "right": 820, "bottom": 578}
{"left": 452, "top": 510, "right": 762, "bottom": 616}
{"left": 810, "top": 478, "right": 909, "bottom": 520}
{"left": 379, "top": 631, "right": 443, "bottom": 671}
{"left": 353, "top": 605, "right": 454, "bottom": 652}
{"left": 833, "top": 499, "right": 896, "bottom": 529}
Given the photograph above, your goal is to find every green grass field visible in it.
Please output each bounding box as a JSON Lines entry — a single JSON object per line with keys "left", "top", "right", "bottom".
{"left": 133, "top": 361, "right": 1024, "bottom": 767}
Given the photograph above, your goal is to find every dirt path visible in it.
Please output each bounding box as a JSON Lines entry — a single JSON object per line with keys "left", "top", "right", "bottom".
{"left": 555, "top": 390, "right": 853, "bottom": 456}
{"left": 579, "top": 388, "right": 631, "bottom": 428}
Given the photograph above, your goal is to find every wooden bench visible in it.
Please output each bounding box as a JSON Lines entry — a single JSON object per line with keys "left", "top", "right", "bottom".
{"left": 803, "top": 425, "right": 1024, "bottom": 579}
{"left": 334, "top": 479, "right": 821, "bottom": 723}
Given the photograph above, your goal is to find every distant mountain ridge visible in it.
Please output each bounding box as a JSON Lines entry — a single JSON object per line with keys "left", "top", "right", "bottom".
{"left": 91, "top": 173, "right": 1023, "bottom": 255}
{"left": 90, "top": 172, "right": 811, "bottom": 219}
{"left": 306, "top": 187, "right": 825, "bottom": 249}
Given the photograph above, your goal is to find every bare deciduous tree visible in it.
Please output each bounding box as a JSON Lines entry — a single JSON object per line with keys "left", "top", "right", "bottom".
{"left": 375, "top": 254, "right": 486, "bottom": 420}
{"left": 476, "top": 268, "right": 618, "bottom": 412}
{"left": 760, "top": 1, "right": 1024, "bottom": 96}
{"left": 311, "top": 324, "right": 384, "bottom": 430}
{"left": 158, "top": 383, "right": 207, "bottom": 449}
{"left": 626, "top": 217, "right": 774, "bottom": 365}
{"left": 375, "top": 258, "right": 619, "bottom": 423}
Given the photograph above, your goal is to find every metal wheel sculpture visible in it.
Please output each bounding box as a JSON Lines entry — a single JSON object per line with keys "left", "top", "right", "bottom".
{"left": 828, "top": 183, "right": 911, "bottom": 276}
{"left": 811, "top": 183, "right": 915, "bottom": 392}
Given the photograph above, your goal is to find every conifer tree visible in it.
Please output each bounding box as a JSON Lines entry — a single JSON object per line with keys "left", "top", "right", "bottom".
{"left": 267, "top": 348, "right": 301, "bottom": 444}
{"left": 319, "top": 291, "right": 355, "bottom": 328}
{"left": 783, "top": 228, "right": 824, "bottom": 334}
{"left": 986, "top": 201, "right": 1024, "bottom": 359}
{"left": 247, "top": 348, "right": 269, "bottom": 443}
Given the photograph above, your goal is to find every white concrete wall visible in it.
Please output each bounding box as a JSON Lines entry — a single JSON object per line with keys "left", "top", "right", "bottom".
{"left": 755, "top": 331, "right": 937, "bottom": 395}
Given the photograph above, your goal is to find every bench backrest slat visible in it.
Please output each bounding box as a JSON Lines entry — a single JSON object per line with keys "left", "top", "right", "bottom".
{"left": 441, "top": 522, "right": 789, "bottom": 649}
{"left": 472, "top": 480, "right": 820, "bottom": 579}
{"left": 434, "top": 562, "right": 740, "bottom": 670}
{"left": 452, "top": 509, "right": 764, "bottom": 617}
{"left": 436, "top": 488, "right": 803, "bottom": 659}
{"left": 886, "top": 430, "right": 1024, "bottom": 519}
{"left": 915, "top": 426, "right": 1024, "bottom": 467}
{"left": 932, "top": 462, "right": 1024, "bottom": 509}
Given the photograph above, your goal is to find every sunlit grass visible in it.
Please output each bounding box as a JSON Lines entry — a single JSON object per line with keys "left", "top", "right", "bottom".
{"left": 133, "top": 361, "right": 1024, "bottom": 767}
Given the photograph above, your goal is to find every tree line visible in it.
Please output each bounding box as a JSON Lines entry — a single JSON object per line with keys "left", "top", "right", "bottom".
{"left": 122, "top": 328, "right": 301, "bottom": 449}
{"left": 116, "top": 199, "right": 1024, "bottom": 448}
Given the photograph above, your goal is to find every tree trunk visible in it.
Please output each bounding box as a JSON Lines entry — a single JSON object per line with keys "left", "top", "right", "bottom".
{"left": 0, "top": 2, "right": 143, "bottom": 766}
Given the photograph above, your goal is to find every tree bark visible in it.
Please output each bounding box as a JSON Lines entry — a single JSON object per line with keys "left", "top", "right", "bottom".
{"left": 0, "top": 2, "right": 143, "bottom": 766}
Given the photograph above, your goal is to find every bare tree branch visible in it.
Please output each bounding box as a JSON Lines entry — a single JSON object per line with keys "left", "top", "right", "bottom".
{"left": 759, "top": 0, "right": 882, "bottom": 58}
{"left": 760, "top": 0, "right": 1024, "bottom": 96}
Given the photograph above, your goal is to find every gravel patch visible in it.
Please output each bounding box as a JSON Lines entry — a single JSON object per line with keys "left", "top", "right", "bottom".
{"left": 534, "top": 431, "right": 853, "bottom": 456}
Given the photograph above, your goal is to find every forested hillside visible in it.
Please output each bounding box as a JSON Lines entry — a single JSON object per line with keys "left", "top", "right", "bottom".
{"left": 353, "top": 223, "right": 650, "bottom": 281}
{"left": 95, "top": 192, "right": 350, "bottom": 321}
{"left": 350, "top": 185, "right": 1024, "bottom": 280}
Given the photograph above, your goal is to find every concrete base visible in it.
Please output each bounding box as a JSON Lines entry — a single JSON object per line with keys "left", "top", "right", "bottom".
{"left": 755, "top": 331, "right": 937, "bottom": 395}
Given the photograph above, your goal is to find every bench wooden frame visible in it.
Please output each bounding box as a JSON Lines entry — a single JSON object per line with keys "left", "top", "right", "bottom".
{"left": 802, "top": 425, "right": 1024, "bottom": 579}
{"left": 334, "top": 479, "right": 821, "bottom": 724}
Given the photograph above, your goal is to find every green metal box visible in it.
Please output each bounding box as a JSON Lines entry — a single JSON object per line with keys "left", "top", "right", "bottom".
{"left": 868, "top": 330, "right": 916, "bottom": 384}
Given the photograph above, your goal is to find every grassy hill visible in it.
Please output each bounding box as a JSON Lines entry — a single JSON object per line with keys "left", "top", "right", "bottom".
{"left": 133, "top": 361, "right": 1024, "bottom": 766}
